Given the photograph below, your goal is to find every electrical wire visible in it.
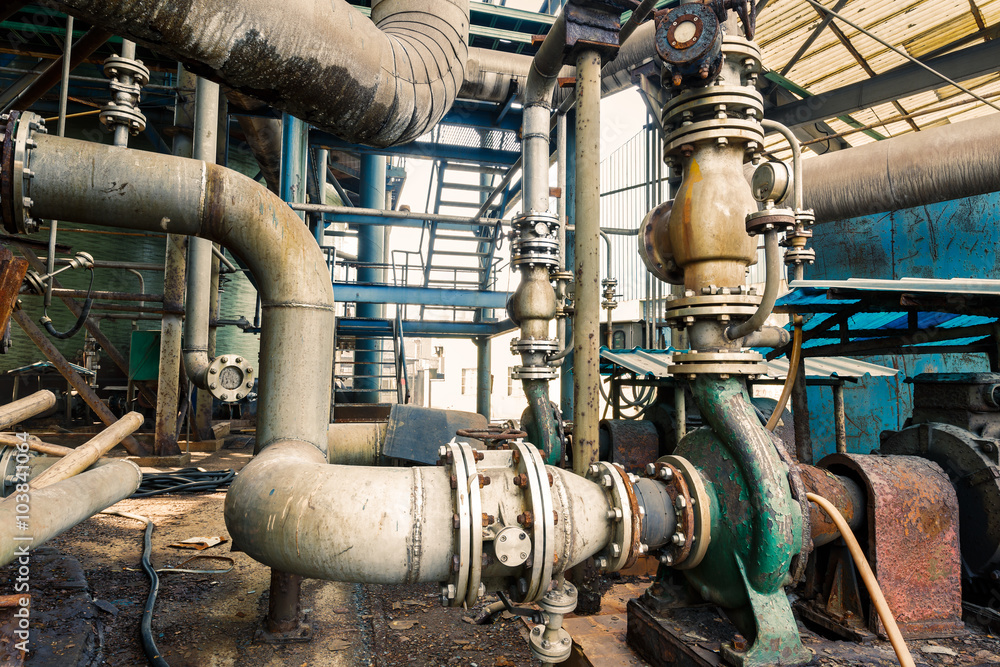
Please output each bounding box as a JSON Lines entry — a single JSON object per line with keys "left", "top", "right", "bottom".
{"left": 130, "top": 468, "right": 235, "bottom": 498}
{"left": 765, "top": 315, "right": 803, "bottom": 432}
{"left": 41, "top": 268, "right": 94, "bottom": 339}
{"left": 101, "top": 511, "right": 170, "bottom": 667}
{"left": 805, "top": 493, "right": 915, "bottom": 667}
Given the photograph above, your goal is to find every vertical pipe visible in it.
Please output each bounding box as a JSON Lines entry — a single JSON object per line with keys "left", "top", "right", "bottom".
{"left": 194, "top": 246, "right": 221, "bottom": 439}
{"left": 572, "top": 51, "right": 602, "bottom": 476}
{"left": 44, "top": 15, "right": 74, "bottom": 310}
{"left": 792, "top": 355, "right": 813, "bottom": 464}
{"left": 315, "top": 148, "right": 329, "bottom": 245}
{"left": 357, "top": 155, "right": 386, "bottom": 403}
{"left": 833, "top": 383, "right": 847, "bottom": 454}
{"left": 560, "top": 116, "right": 576, "bottom": 421}
{"left": 476, "top": 337, "right": 491, "bottom": 420}
{"left": 186, "top": 77, "right": 219, "bottom": 440}
{"left": 154, "top": 66, "right": 196, "bottom": 457}
{"left": 112, "top": 40, "right": 136, "bottom": 147}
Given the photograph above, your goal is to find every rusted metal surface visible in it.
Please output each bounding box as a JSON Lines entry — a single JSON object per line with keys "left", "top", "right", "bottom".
{"left": 259, "top": 570, "right": 311, "bottom": 643}
{"left": 650, "top": 461, "right": 694, "bottom": 567}
{"left": 791, "top": 354, "right": 813, "bottom": 464}
{"left": 383, "top": 405, "right": 487, "bottom": 464}
{"left": 601, "top": 419, "right": 659, "bottom": 474}
{"left": 0, "top": 245, "right": 27, "bottom": 337}
{"left": 11, "top": 242, "right": 159, "bottom": 407}
{"left": 797, "top": 544, "right": 873, "bottom": 644}
{"left": 798, "top": 465, "right": 863, "bottom": 548}
{"left": 0, "top": 593, "right": 28, "bottom": 666}
{"left": 11, "top": 308, "right": 150, "bottom": 456}
{"left": 820, "top": 453, "right": 965, "bottom": 639}
{"left": 456, "top": 425, "right": 527, "bottom": 449}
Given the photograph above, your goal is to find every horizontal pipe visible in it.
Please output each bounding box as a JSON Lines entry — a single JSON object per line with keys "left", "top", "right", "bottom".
{"left": 803, "top": 112, "right": 1000, "bottom": 223}
{"left": 0, "top": 458, "right": 142, "bottom": 567}
{"left": 46, "top": 288, "right": 163, "bottom": 302}
{"left": 39, "top": 258, "right": 165, "bottom": 271}
{"left": 0, "top": 433, "right": 74, "bottom": 457}
{"left": 31, "top": 412, "right": 144, "bottom": 490}
{"left": 293, "top": 202, "right": 499, "bottom": 227}
{"left": 0, "top": 391, "right": 57, "bottom": 430}
{"left": 225, "top": 439, "right": 615, "bottom": 584}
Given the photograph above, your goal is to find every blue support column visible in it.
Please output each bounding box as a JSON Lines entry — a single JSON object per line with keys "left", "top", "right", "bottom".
{"left": 313, "top": 148, "right": 329, "bottom": 245}
{"left": 560, "top": 114, "right": 576, "bottom": 420}
{"left": 280, "top": 112, "right": 309, "bottom": 220}
{"left": 356, "top": 154, "right": 387, "bottom": 403}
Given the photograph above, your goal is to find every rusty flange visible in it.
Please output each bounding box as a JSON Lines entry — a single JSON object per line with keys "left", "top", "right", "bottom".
{"left": 646, "top": 457, "right": 711, "bottom": 569}
{"left": 819, "top": 453, "right": 965, "bottom": 639}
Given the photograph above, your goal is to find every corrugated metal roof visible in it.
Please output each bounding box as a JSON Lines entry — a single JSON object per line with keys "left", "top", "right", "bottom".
{"left": 599, "top": 346, "right": 898, "bottom": 379}
{"left": 757, "top": 0, "right": 1000, "bottom": 158}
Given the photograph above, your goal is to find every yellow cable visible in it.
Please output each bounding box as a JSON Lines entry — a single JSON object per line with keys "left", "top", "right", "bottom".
{"left": 805, "top": 493, "right": 915, "bottom": 667}
{"left": 766, "top": 315, "right": 803, "bottom": 432}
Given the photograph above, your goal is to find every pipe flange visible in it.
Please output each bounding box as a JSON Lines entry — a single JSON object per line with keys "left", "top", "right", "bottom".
{"left": 510, "top": 440, "right": 555, "bottom": 602}
{"left": 669, "top": 350, "right": 764, "bottom": 378}
{"left": 646, "top": 460, "right": 694, "bottom": 566}
{"left": 794, "top": 208, "right": 815, "bottom": 227}
{"left": 783, "top": 247, "right": 816, "bottom": 266}
{"left": 205, "top": 355, "right": 256, "bottom": 403}
{"left": 528, "top": 624, "right": 573, "bottom": 663}
{"left": 772, "top": 440, "right": 811, "bottom": 583}
{"left": 0, "top": 444, "right": 29, "bottom": 498}
{"left": 2, "top": 111, "right": 44, "bottom": 235}
{"left": 586, "top": 461, "right": 637, "bottom": 572}
{"left": 512, "top": 212, "right": 560, "bottom": 269}
{"left": 20, "top": 270, "right": 46, "bottom": 296}
{"left": 746, "top": 208, "right": 795, "bottom": 236}
{"left": 100, "top": 105, "right": 147, "bottom": 135}
{"left": 721, "top": 35, "right": 763, "bottom": 73}
{"left": 663, "top": 118, "right": 764, "bottom": 156}
{"left": 512, "top": 366, "right": 559, "bottom": 381}
{"left": 438, "top": 440, "right": 483, "bottom": 607}
{"left": 511, "top": 337, "right": 560, "bottom": 356}
{"left": 512, "top": 245, "right": 560, "bottom": 269}
{"left": 103, "top": 55, "right": 150, "bottom": 87}
{"left": 657, "top": 455, "right": 712, "bottom": 569}
{"left": 664, "top": 292, "right": 761, "bottom": 327}
{"left": 662, "top": 87, "right": 763, "bottom": 127}
{"left": 538, "top": 580, "right": 578, "bottom": 616}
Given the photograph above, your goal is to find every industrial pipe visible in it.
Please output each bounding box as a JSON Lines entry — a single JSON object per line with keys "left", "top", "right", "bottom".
{"left": 184, "top": 77, "right": 221, "bottom": 389}
{"left": 572, "top": 50, "right": 603, "bottom": 476}
{"left": 0, "top": 391, "right": 57, "bottom": 430}
{"left": 523, "top": 15, "right": 567, "bottom": 213}
{"left": 802, "top": 112, "right": 1000, "bottom": 224}
{"left": 0, "top": 458, "right": 143, "bottom": 567}
{"left": 31, "top": 411, "right": 144, "bottom": 490}
{"left": 12, "top": 123, "right": 335, "bottom": 454}
{"left": 56, "top": 0, "right": 469, "bottom": 147}
{"left": 726, "top": 230, "right": 779, "bottom": 340}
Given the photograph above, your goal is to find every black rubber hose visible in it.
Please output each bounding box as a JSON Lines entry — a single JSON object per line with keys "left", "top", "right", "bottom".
{"left": 102, "top": 511, "right": 170, "bottom": 667}
{"left": 131, "top": 468, "right": 235, "bottom": 498}
{"left": 42, "top": 269, "right": 94, "bottom": 339}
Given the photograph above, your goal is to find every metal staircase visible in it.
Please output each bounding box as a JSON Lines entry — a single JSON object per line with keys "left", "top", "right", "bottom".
{"left": 333, "top": 309, "right": 410, "bottom": 420}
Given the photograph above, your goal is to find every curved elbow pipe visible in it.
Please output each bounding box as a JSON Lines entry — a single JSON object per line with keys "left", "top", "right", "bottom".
{"left": 726, "top": 230, "right": 779, "bottom": 340}
{"left": 21, "top": 129, "right": 335, "bottom": 453}
{"left": 56, "top": 0, "right": 469, "bottom": 147}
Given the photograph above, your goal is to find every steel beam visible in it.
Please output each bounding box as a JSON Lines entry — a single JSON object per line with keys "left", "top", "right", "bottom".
{"left": 337, "top": 318, "right": 516, "bottom": 338}
{"left": 333, "top": 283, "right": 510, "bottom": 308}
{"left": 311, "top": 131, "right": 520, "bottom": 166}
{"left": 767, "top": 39, "right": 1000, "bottom": 128}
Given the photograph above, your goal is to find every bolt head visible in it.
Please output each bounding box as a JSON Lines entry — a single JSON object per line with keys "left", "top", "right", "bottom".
{"left": 601, "top": 474, "right": 613, "bottom": 488}
{"left": 645, "top": 463, "right": 657, "bottom": 476}
{"left": 657, "top": 467, "right": 673, "bottom": 481}
{"left": 587, "top": 464, "right": 600, "bottom": 477}
{"left": 611, "top": 544, "right": 622, "bottom": 558}
{"left": 221, "top": 356, "right": 229, "bottom": 363}
{"left": 438, "top": 445, "right": 448, "bottom": 457}
{"left": 236, "top": 357, "right": 243, "bottom": 363}
{"left": 209, "top": 368, "right": 218, "bottom": 374}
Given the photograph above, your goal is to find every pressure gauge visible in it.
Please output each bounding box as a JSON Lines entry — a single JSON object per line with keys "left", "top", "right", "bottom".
{"left": 751, "top": 161, "right": 792, "bottom": 204}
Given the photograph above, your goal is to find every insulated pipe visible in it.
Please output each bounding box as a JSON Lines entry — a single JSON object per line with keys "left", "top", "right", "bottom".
{"left": 0, "top": 458, "right": 143, "bottom": 567}
{"left": 523, "top": 15, "right": 567, "bottom": 213}
{"left": 31, "top": 411, "right": 144, "bottom": 490}
{"left": 183, "top": 77, "right": 221, "bottom": 389}
{"left": 572, "top": 50, "right": 603, "bottom": 476}
{"left": 802, "top": 112, "right": 1000, "bottom": 224}
{"left": 0, "top": 391, "right": 57, "bottom": 430}
{"left": 22, "top": 131, "right": 335, "bottom": 455}
{"left": 55, "top": 0, "right": 469, "bottom": 148}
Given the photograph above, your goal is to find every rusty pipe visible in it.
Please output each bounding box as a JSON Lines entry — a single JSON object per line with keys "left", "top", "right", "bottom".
{"left": 31, "top": 411, "right": 144, "bottom": 490}
{"left": 0, "top": 391, "right": 57, "bottom": 430}
{"left": 798, "top": 465, "right": 865, "bottom": 547}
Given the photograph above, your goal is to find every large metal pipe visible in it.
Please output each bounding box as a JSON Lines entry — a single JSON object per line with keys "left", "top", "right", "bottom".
{"left": 803, "top": 112, "right": 1000, "bottom": 224}
{"left": 0, "top": 391, "right": 57, "bottom": 430}
{"left": 20, "top": 130, "right": 335, "bottom": 455}
{"left": 184, "top": 77, "right": 221, "bottom": 389}
{"left": 0, "top": 458, "right": 143, "bottom": 567}
{"left": 224, "top": 439, "right": 615, "bottom": 583}
{"left": 55, "top": 0, "right": 469, "bottom": 148}
{"left": 31, "top": 412, "right": 144, "bottom": 490}
{"left": 356, "top": 154, "right": 386, "bottom": 404}
{"left": 572, "top": 50, "right": 602, "bottom": 476}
